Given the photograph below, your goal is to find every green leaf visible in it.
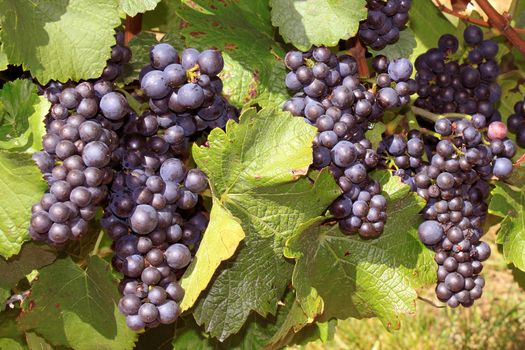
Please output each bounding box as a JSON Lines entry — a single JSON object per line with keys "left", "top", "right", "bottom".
{"left": 0, "top": 0, "right": 121, "bottom": 84}
{"left": 120, "top": 0, "right": 161, "bottom": 17}
{"left": 25, "top": 332, "right": 55, "bottom": 350}
{"left": 499, "top": 79, "right": 524, "bottom": 124}
{"left": 510, "top": 263, "right": 525, "bottom": 291}
{"left": 173, "top": 292, "right": 303, "bottom": 350}
{"left": 118, "top": 32, "right": 158, "bottom": 85}
{"left": 409, "top": 0, "right": 459, "bottom": 61}
{"left": 191, "top": 108, "right": 341, "bottom": 340}
{"left": 0, "top": 79, "right": 49, "bottom": 153}
{"left": 0, "top": 42, "right": 8, "bottom": 71}
{"left": 286, "top": 171, "right": 436, "bottom": 328}
{"left": 490, "top": 183, "right": 525, "bottom": 271}
{"left": 367, "top": 122, "right": 386, "bottom": 150}
{"left": 170, "top": 0, "right": 289, "bottom": 109}
{"left": 0, "top": 309, "right": 27, "bottom": 350}
{"left": 370, "top": 28, "right": 417, "bottom": 60}
{"left": 179, "top": 198, "right": 245, "bottom": 312}
{"left": 0, "top": 242, "right": 56, "bottom": 309}
{"left": 0, "top": 151, "right": 47, "bottom": 259}
{"left": 269, "top": 0, "right": 367, "bottom": 51}
{"left": 18, "top": 257, "right": 137, "bottom": 350}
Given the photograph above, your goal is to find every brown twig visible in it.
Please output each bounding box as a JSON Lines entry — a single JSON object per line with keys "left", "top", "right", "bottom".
{"left": 124, "top": 14, "right": 143, "bottom": 46}
{"left": 474, "top": 0, "right": 525, "bottom": 55}
{"left": 434, "top": 0, "right": 525, "bottom": 35}
{"left": 348, "top": 39, "right": 369, "bottom": 78}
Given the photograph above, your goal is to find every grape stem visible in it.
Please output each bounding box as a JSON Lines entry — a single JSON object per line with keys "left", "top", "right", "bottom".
{"left": 124, "top": 14, "right": 143, "bottom": 46}
{"left": 90, "top": 230, "right": 104, "bottom": 257}
{"left": 411, "top": 106, "right": 472, "bottom": 123}
{"left": 417, "top": 296, "right": 446, "bottom": 308}
{"left": 434, "top": 1, "right": 525, "bottom": 35}
{"left": 473, "top": 0, "right": 525, "bottom": 55}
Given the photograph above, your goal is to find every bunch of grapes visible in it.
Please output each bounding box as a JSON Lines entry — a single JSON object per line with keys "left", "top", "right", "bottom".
{"left": 506, "top": 97, "right": 525, "bottom": 147}
{"left": 102, "top": 32, "right": 132, "bottom": 81}
{"left": 414, "top": 26, "right": 501, "bottom": 122}
{"left": 107, "top": 127, "right": 210, "bottom": 330}
{"left": 382, "top": 115, "right": 515, "bottom": 307}
{"left": 139, "top": 44, "right": 237, "bottom": 133}
{"left": 358, "top": 0, "right": 412, "bottom": 50}
{"left": 282, "top": 47, "right": 416, "bottom": 238}
{"left": 30, "top": 80, "right": 129, "bottom": 245}
{"left": 105, "top": 43, "right": 238, "bottom": 331}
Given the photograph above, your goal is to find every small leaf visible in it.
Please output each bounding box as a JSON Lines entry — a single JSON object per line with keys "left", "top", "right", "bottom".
{"left": 0, "top": 42, "right": 8, "bottom": 71}
{"left": 18, "top": 257, "right": 137, "bottom": 350}
{"left": 0, "top": 151, "right": 47, "bottom": 259}
{"left": 0, "top": 309, "right": 26, "bottom": 350}
{"left": 0, "top": 0, "right": 121, "bottom": 84}
{"left": 191, "top": 108, "right": 340, "bottom": 340}
{"left": 120, "top": 0, "right": 161, "bottom": 17}
{"left": 490, "top": 182, "right": 525, "bottom": 271}
{"left": 25, "top": 332, "right": 54, "bottom": 350}
{"left": 179, "top": 198, "right": 245, "bottom": 312}
{"left": 0, "top": 79, "right": 49, "bottom": 153}
{"left": 286, "top": 171, "right": 435, "bottom": 328}
{"left": 370, "top": 28, "right": 417, "bottom": 60}
{"left": 0, "top": 242, "right": 56, "bottom": 309}
{"left": 269, "top": 0, "right": 367, "bottom": 51}
{"left": 367, "top": 122, "right": 386, "bottom": 150}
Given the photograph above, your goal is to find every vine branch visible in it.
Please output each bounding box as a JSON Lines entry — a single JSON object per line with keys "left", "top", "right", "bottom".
{"left": 473, "top": 0, "right": 525, "bottom": 55}
{"left": 435, "top": 1, "right": 525, "bottom": 35}
{"left": 124, "top": 14, "right": 143, "bottom": 46}
{"left": 348, "top": 39, "right": 369, "bottom": 78}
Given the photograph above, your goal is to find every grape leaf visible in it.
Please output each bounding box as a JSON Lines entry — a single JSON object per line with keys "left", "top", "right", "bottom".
{"left": 25, "top": 332, "right": 55, "bottom": 350}
{"left": 489, "top": 182, "right": 525, "bottom": 271}
{"left": 191, "top": 108, "right": 341, "bottom": 340}
{"left": 18, "top": 256, "right": 137, "bottom": 350}
{"left": 269, "top": 0, "right": 367, "bottom": 51}
{"left": 0, "top": 0, "right": 121, "bottom": 84}
{"left": 0, "top": 79, "right": 49, "bottom": 153}
{"left": 285, "top": 171, "right": 436, "bottom": 328}
{"left": 0, "top": 151, "right": 47, "bottom": 259}
{"left": 0, "top": 42, "right": 8, "bottom": 71}
{"left": 0, "top": 242, "right": 56, "bottom": 309}
{"left": 179, "top": 198, "right": 245, "bottom": 312}
{"left": 120, "top": 0, "right": 161, "bottom": 17}
{"left": 173, "top": 292, "right": 303, "bottom": 349}
{"left": 0, "top": 309, "right": 26, "bottom": 350}
{"left": 118, "top": 32, "right": 158, "bottom": 85}
{"left": 499, "top": 79, "right": 524, "bottom": 123}
{"left": 169, "top": 0, "right": 289, "bottom": 109}
{"left": 370, "top": 28, "right": 417, "bottom": 60}
{"left": 409, "top": 0, "right": 459, "bottom": 60}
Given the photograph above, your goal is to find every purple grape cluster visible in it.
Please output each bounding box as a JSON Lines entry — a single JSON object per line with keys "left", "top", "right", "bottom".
{"left": 139, "top": 44, "right": 237, "bottom": 131}
{"left": 358, "top": 0, "right": 412, "bottom": 50}
{"left": 382, "top": 115, "right": 515, "bottom": 307}
{"left": 106, "top": 43, "right": 238, "bottom": 331}
{"left": 414, "top": 26, "right": 501, "bottom": 122}
{"left": 506, "top": 97, "right": 525, "bottom": 147}
{"left": 283, "top": 47, "right": 416, "bottom": 238}
{"left": 30, "top": 80, "right": 128, "bottom": 245}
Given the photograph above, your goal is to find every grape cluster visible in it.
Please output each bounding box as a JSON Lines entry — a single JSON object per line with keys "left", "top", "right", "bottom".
{"left": 414, "top": 26, "right": 501, "bottom": 122}
{"left": 30, "top": 80, "right": 128, "bottom": 244}
{"left": 102, "top": 32, "right": 132, "bottom": 81}
{"left": 358, "top": 0, "right": 412, "bottom": 50}
{"left": 105, "top": 43, "right": 237, "bottom": 331}
{"left": 107, "top": 127, "right": 209, "bottom": 330}
{"left": 506, "top": 97, "right": 525, "bottom": 147}
{"left": 283, "top": 47, "right": 416, "bottom": 238}
{"left": 139, "top": 44, "right": 237, "bottom": 132}
{"left": 383, "top": 115, "right": 515, "bottom": 307}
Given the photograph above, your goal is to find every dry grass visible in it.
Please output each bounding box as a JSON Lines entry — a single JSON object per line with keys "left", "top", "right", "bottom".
{"left": 297, "top": 230, "right": 525, "bottom": 350}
